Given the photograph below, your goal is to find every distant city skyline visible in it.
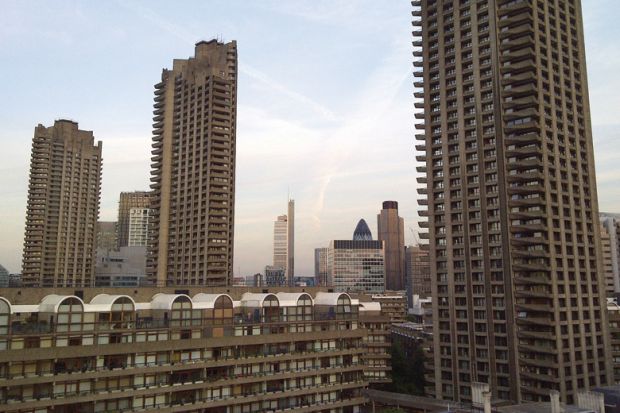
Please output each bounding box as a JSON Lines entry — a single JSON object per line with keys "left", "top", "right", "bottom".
{"left": 0, "top": 1, "right": 618, "bottom": 275}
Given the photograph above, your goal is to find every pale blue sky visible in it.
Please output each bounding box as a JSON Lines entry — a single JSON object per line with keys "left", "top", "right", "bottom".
{"left": 0, "top": 1, "right": 618, "bottom": 275}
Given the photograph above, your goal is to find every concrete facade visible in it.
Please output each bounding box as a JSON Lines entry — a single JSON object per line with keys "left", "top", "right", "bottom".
{"left": 0, "top": 287, "right": 372, "bottom": 413}
{"left": 147, "top": 40, "right": 237, "bottom": 287}
{"left": 22, "top": 120, "right": 102, "bottom": 288}
{"left": 414, "top": 0, "right": 612, "bottom": 403}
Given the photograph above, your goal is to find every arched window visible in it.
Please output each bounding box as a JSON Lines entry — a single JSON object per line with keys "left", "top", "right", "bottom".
{"left": 262, "top": 295, "right": 280, "bottom": 323}
{"left": 336, "top": 294, "right": 352, "bottom": 319}
{"left": 213, "top": 295, "right": 233, "bottom": 325}
{"left": 170, "top": 296, "right": 195, "bottom": 327}
{"left": 57, "top": 297, "right": 84, "bottom": 333}
{"left": 110, "top": 297, "right": 134, "bottom": 328}
{"left": 297, "top": 294, "right": 313, "bottom": 321}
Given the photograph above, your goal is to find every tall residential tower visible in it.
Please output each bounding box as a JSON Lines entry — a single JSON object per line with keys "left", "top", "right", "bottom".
{"left": 414, "top": 0, "right": 611, "bottom": 404}
{"left": 147, "top": 40, "right": 237, "bottom": 286}
{"left": 22, "top": 120, "right": 102, "bottom": 287}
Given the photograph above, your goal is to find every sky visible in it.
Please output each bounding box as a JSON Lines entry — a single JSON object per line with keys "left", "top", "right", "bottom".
{"left": 0, "top": 1, "right": 619, "bottom": 276}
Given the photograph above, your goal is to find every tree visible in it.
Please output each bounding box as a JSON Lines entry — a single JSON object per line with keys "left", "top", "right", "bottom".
{"left": 381, "top": 340, "right": 426, "bottom": 396}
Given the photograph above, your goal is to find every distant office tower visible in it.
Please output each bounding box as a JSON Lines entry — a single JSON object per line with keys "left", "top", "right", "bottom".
{"left": 117, "top": 191, "right": 150, "bottom": 248}
{"left": 272, "top": 199, "right": 295, "bottom": 284}
{"left": 353, "top": 219, "right": 373, "bottom": 241}
{"left": 414, "top": 0, "right": 612, "bottom": 403}
{"left": 148, "top": 40, "right": 237, "bottom": 286}
{"left": 96, "top": 221, "right": 117, "bottom": 251}
{"left": 601, "top": 224, "right": 615, "bottom": 295}
{"left": 314, "top": 247, "right": 329, "bottom": 285}
{"left": 405, "top": 245, "right": 431, "bottom": 305}
{"left": 128, "top": 207, "right": 151, "bottom": 247}
{"left": 273, "top": 215, "right": 288, "bottom": 270}
{"left": 328, "top": 219, "right": 385, "bottom": 293}
{"left": 22, "top": 120, "right": 102, "bottom": 288}
{"left": 377, "top": 201, "right": 405, "bottom": 291}
{"left": 600, "top": 213, "right": 620, "bottom": 293}
{"left": 264, "top": 265, "right": 286, "bottom": 287}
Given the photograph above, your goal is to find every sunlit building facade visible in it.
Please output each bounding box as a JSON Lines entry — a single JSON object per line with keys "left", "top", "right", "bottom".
{"left": 148, "top": 40, "right": 237, "bottom": 286}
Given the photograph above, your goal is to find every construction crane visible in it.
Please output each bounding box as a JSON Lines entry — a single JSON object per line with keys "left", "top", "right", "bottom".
{"left": 409, "top": 227, "right": 420, "bottom": 246}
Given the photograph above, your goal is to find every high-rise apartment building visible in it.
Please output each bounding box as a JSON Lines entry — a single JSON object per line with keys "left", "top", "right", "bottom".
{"left": 414, "top": 0, "right": 612, "bottom": 403}
{"left": 117, "top": 191, "right": 150, "bottom": 248}
{"left": 272, "top": 199, "right": 295, "bottom": 285}
{"left": 147, "top": 40, "right": 237, "bottom": 286}
{"left": 128, "top": 207, "right": 151, "bottom": 247}
{"left": 315, "top": 247, "right": 329, "bottom": 286}
{"left": 22, "top": 120, "right": 102, "bottom": 288}
{"left": 377, "top": 201, "right": 405, "bottom": 291}
{"left": 405, "top": 245, "right": 431, "bottom": 304}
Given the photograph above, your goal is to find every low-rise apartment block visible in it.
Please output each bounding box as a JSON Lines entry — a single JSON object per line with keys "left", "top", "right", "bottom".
{"left": 0, "top": 287, "right": 368, "bottom": 413}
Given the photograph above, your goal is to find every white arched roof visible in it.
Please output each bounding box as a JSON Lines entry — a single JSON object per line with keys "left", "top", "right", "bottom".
{"left": 150, "top": 293, "right": 192, "bottom": 310}
{"left": 314, "top": 292, "right": 351, "bottom": 306}
{"left": 275, "top": 292, "right": 313, "bottom": 307}
{"left": 192, "top": 293, "right": 233, "bottom": 309}
{"left": 88, "top": 294, "right": 136, "bottom": 312}
{"left": 358, "top": 301, "right": 381, "bottom": 312}
{"left": 240, "top": 293, "right": 279, "bottom": 308}
{"left": 39, "top": 295, "right": 85, "bottom": 313}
